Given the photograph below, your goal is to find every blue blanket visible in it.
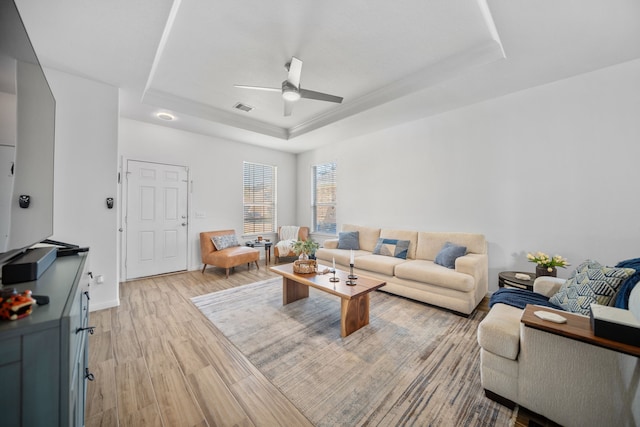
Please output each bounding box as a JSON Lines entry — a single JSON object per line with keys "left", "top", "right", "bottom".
{"left": 489, "top": 288, "right": 563, "bottom": 310}
{"left": 614, "top": 258, "right": 640, "bottom": 309}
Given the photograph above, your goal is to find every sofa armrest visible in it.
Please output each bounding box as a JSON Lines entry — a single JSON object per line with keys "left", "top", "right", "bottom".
{"left": 323, "top": 238, "right": 339, "bottom": 249}
{"left": 455, "top": 253, "right": 486, "bottom": 278}
{"left": 533, "top": 277, "right": 565, "bottom": 297}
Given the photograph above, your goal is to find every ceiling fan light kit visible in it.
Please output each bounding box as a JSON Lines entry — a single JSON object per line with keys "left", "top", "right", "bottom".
{"left": 235, "top": 56, "right": 343, "bottom": 116}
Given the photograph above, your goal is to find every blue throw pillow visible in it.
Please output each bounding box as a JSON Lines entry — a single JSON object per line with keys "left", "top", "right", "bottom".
{"left": 338, "top": 231, "right": 360, "bottom": 250}
{"left": 373, "top": 238, "right": 410, "bottom": 259}
{"left": 434, "top": 242, "right": 467, "bottom": 269}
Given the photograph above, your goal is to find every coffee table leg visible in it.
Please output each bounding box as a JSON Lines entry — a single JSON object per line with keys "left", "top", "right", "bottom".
{"left": 340, "top": 294, "right": 370, "bottom": 337}
{"left": 282, "top": 277, "right": 309, "bottom": 305}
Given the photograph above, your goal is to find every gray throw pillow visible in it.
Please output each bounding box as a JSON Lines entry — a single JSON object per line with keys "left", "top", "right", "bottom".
{"left": 338, "top": 231, "right": 360, "bottom": 250}
{"left": 211, "top": 234, "right": 239, "bottom": 251}
{"left": 434, "top": 242, "right": 467, "bottom": 269}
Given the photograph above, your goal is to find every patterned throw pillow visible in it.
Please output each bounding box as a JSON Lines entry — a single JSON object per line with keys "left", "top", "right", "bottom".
{"left": 373, "top": 238, "right": 410, "bottom": 259}
{"left": 549, "top": 259, "right": 635, "bottom": 315}
{"left": 434, "top": 242, "right": 467, "bottom": 269}
{"left": 211, "top": 234, "right": 239, "bottom": 251}
{"left": 338, "top": 231, "right": 360, "bottom": 250}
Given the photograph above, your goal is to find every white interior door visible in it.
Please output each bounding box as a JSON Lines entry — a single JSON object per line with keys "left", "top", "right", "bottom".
{"left": 125, "top": 160, "right": 188, "bottom": 279}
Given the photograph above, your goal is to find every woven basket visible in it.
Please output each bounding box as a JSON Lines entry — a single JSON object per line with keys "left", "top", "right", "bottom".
{"left": 293, "top": 259, "right": 317, "bottom": 274}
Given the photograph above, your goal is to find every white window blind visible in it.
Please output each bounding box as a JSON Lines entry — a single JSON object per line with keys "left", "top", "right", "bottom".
{"left": 312, "top": 162, "right": 336, "bottom": 234}
{"left": 243, "top": 161, "right": 276, "bottom": 234}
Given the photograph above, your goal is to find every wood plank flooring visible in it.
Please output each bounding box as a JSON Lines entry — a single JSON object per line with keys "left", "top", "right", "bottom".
{"left": 86, "top": 265, "right": 312, "bottom": 427}
{"left": 85, "top": 265, "right": 550, "bottom": 427}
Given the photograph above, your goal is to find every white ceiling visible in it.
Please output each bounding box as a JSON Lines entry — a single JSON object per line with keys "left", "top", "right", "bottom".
{"left": 14, "top": 0, "right": 640, "bottom": 153}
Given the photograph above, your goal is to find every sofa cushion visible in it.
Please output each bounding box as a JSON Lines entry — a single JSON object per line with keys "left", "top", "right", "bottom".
{"left": 343, "top": 224, "right": 381, "bottom": 252}
{"left": 211, "top": 234, "right": 239, "bottom": 251}
{"left": 416, "top": 232, "right": 486, "bottom": 260}
{"left": 373, "top": 238, "right": 410, "bottom": 259}
{"left": 477, "top": 303, "right": 522, "bottom": 360}
{"left": 394, "top": 260, "right": 475, "bottom": 292}
{"left": 355, "top": 254, "right": 408, "bottom": 276}
{"left": 549, "top": 259, "right": 636, "bottom": 315}
{"left": 434, "top": 242, "right": 467, "bottom": 269}
{"left": 337, "top": 231, "right": 360, "bottom": 250}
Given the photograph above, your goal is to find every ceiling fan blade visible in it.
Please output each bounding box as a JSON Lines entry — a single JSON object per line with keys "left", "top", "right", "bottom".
{"left": 284, "top": 99, "right": 295, "bottom": 116}
{"left": 299, "top": 88, "right": 343, "bottom": 103}
{"left": 287, "top": 57, "right": 302, "bottom": 89}
{"left": 234, "top": 84, "right": 281, "bottom": 92}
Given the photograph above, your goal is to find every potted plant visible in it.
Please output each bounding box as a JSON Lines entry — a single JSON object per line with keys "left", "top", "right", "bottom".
{"left": 292, "top": 238, "right": 319, "bottom": 260}
{"left": 527, "top": 251, "right": 570, "bottom": 277}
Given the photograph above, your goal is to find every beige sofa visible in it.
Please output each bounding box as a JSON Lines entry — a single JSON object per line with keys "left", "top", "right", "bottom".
{"left": 477, "top": 277, "right": 640, "bottom": 426}
{"left": 315, "top": 224, "right": 488, "bottom": 315}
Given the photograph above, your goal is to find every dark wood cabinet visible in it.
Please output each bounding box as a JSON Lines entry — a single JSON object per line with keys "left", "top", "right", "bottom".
{"left": 0, "top": 252, "right": 91, "bottom": 426}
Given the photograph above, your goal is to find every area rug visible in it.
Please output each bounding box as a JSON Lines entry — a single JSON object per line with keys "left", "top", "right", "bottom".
{"left": 192, "top": 278, "right": 513, "bottom": 426}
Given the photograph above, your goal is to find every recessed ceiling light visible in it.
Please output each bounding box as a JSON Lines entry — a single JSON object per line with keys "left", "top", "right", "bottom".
{"left": 156, "top": 112, "right": 175, "bottom": 121}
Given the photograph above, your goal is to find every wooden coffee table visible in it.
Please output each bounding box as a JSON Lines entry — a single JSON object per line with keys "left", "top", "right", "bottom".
{"left": 269, "top": 263, "right": 386, "bottom": 337}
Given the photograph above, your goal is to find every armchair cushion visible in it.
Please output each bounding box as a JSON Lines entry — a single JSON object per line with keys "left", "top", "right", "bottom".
{"left": 549, "top": 259, "right": 636, "bottom": 315}
{"left": 211, "top": 233, "right": 239, "bottom": 251}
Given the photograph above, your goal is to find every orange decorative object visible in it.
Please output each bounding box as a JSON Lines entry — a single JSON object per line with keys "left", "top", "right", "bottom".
{"left": 0, "top": 289, "right": 35, "bottom": 321}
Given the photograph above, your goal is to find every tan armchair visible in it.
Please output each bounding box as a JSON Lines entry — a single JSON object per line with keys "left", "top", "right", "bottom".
{"left": 200, "top": 230, "right": 260, "bottom": 278}
{"left": 274, "top": 226, "right": 310, "bottom": 263}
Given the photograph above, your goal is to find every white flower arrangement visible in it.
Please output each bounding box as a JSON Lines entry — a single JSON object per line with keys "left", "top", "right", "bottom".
{"left": 526, "top": 251, "right": 570, "bottom": 272}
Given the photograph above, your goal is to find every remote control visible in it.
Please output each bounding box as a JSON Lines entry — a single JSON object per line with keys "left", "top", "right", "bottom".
{"left": 534, "top": 310, "right": 567, "bottom": 323}
{"left": 32, "top": 295, "right": 50, "bottom": 305}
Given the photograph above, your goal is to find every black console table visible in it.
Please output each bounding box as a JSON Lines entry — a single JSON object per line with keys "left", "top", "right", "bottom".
{"left": 0, "top": 252, "right": 92, "bottom": 426}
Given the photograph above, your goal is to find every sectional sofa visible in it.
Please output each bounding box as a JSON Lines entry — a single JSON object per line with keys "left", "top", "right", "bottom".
{"left": 477, "top": 276, "right": 640, "bottom": 426}
{"left": 314, "top": 224, "right": 488, "bottom": 315}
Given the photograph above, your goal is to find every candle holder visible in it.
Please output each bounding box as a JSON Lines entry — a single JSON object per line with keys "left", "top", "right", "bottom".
{"left": 346, "top": 263, "right": 357, "bottom": 285}
{"left": 329, "top": 268, "right": 339, "bottom": 282}
{"left": 348, "top": 263, "right": 357, "bottom": 280}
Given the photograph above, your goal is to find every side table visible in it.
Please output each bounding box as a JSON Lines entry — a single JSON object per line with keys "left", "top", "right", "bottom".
{"left": 521, "top": 304, "right": 640, "bottom": 357}
{"left": 245, "top": 241, "right": 272, "bottom": 265}
{"left": 498, "top": 271, "right": 535, "bottom": 291}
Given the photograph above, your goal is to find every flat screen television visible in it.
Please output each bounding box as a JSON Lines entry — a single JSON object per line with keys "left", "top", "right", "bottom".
{"left": 0, "top": 1, "right": 55, "bottom": 266}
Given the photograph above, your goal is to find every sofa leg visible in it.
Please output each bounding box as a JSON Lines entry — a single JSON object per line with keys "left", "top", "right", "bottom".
{"left": 254, "top": 260, "right": 259, "bottom": 270}
{"left": 201, "top": 264, "right": 207, "bottom": 274}
{"left": 483, "top": 389, "right": 516, "bottom": 410}
{"left": 225, "top": 268, "right": 230, "bottom": 279}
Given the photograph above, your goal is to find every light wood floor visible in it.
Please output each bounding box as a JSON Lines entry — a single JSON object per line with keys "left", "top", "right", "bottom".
{"left": 86, "top": 264, "right": 313, "bottom": 427}
{"left": 86, "top": 264, "right": 549, "bottom": 427}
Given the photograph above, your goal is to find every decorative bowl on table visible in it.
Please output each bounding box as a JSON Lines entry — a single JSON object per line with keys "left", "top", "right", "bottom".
{"left": 293, "top": 259, "right": 317, "bottom": 274}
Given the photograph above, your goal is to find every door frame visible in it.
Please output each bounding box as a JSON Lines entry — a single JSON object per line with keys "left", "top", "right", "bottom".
{"left": 119, "top": 157, "right": 191, "bottom": 282}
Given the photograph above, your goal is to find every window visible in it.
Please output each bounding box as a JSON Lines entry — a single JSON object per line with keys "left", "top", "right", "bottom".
{"left": 312, "top": 162, "right": 336, "bottom": 234}
{"left": 243, "top": 161, "right": 276, "bottom": 234}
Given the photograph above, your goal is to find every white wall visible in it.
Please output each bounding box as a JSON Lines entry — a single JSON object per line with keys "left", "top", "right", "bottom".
{"left": 45, "top": 68, "right": 119, "bottom": 310}
{"left": 118, "top": 119, "right": 297, "bottom": 275}
{"left": 297, "top": 58, "right": 640, "bottom": 292}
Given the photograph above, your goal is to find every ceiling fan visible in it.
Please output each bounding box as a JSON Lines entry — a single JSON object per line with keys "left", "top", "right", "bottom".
{"left": 235, "top": 57, "right": 343, "bottom": 117}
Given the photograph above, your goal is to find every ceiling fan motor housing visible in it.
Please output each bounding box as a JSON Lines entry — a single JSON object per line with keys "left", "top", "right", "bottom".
{"left": 282, "top": 81, "right": 301, "bottom": 101}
